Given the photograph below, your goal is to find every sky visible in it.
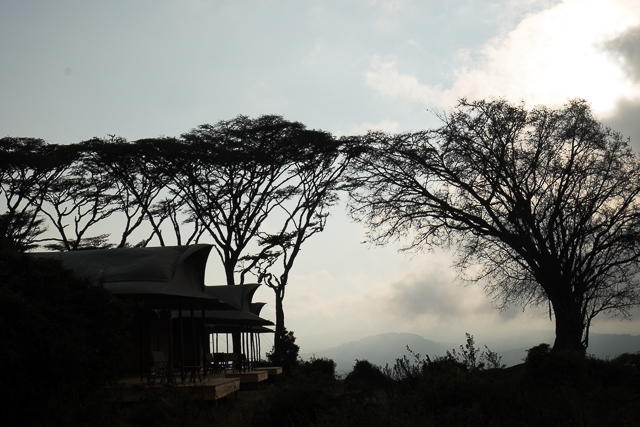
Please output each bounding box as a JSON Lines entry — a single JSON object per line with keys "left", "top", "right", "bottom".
{"left": 3, "top": 0, "right": 640, "bottom": 353}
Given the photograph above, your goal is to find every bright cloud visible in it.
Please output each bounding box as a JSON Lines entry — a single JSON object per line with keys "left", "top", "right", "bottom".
{"left": 365, "top": 0, "right": 640, "bottom": 115}
{"left": 347, "top": 118, "right": 401, "bottom": 135}
{"left": 364, "top": 56, "right": 442, "bottom": 103}
{"left": 369, "top": 0, "right": 407, "bottom": 32}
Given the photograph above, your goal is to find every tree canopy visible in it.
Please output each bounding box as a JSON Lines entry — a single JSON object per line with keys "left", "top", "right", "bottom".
{"left": 0, "top": 115, "right": 348, "bottom": 357}
{"left": 0, "top": 137, "right": 75, "bottom": 250}
{"left": 348, "top": 98, "right": 640, "bottom": 352}
{"left": 7, "top": 104, "right": 640, "bottom": 355}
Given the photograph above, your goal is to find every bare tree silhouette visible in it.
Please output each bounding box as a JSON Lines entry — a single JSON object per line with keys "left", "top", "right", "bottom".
{"left": 349, "top": 98, "right": 640, "bottom": 353}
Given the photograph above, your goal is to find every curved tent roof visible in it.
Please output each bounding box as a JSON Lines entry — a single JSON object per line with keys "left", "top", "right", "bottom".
{"left": 204, "top": 284, "right": 262, "bottom": 311}
{"left": 250, "top": 302, "right": 266, "bottom": 316}
{"left": 32, "top": 244, "right": 217, "bottom": 300}
{"left": 200, "top": 284, "right": 273, "bottom": 328}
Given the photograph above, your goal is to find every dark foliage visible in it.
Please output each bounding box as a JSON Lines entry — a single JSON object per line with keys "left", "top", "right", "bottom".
{"left": 300, "top": 356, "right": 337, "bottom": 379}
{"left": 266, "top": 328, "right": 300, "bottom": 374}
{"left": 345, "top": 359, "right": 389, "bottom": 388}
{"left": 102, "top": 338, "right": 640, "bottom": 427}
{"left": 117, "top": 387, "right": 216, "bottom": 427}
{"left": 0, "top": 137, "right": 76, "bottom": 250}
{"left": 526, "top": 345, "right": 588, "bottom": 387}
{"left": 250, "top": 375, "right": 341, "bottom": 427}
{"left": 0, "top": 250, "right": 132, "bottom": 426}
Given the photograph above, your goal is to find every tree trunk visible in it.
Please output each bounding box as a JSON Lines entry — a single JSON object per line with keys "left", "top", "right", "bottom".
{"left": 551, "top": 298, "right": 586, "bottom": 353}
{"left": 273, "top": 287, "right": 285, "bottom": 366}
{"left": 225, "top": 262, "right": 235, "bottom": 286}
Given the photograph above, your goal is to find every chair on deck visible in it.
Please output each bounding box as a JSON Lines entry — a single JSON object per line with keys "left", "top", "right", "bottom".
{"left": 149, "top": 350, "right": 169, "bottom": 383}
{"left": 212, "top": 352, "right": 241, "bottom": 373}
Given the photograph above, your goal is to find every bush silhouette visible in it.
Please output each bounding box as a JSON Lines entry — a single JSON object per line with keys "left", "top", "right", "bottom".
{"left": 345, "top": 359, "right": 389, "bottom": 387}
{"left": 300, "top": 356, "right": 336, "bottom": 379}
{"left": 267, "top": 328, "right": 300, "bottom": 374}
{"left": 525, "top": 343, "right": 587, "bottom": 386}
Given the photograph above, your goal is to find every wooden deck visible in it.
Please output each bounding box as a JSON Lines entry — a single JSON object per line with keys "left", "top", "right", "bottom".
{"left": 259, "top": 366, "right": 283, "bottom": 377}
{"left": 109, "top": 376, "right": 240, "bottom": 402}
{"left": 224, "top": 370, "right": 269, "bottom": 384}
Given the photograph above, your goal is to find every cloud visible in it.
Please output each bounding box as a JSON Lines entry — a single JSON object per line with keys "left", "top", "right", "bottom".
{"left": 364, "top": 56, "right": 442, "bottom": 104}
{"left": 368, "top": 0, "right": 407, "bottom": 32}
{"left": 347, "top": 119, "right": 400, "bottom": 135}
{"left": 601, "top": 97, "right": 640, "bottom": 151}
{"left": 603, "top": 24, "right": 640, "bottom": 84}
{"left": 406, "top": 39, "right": 420, "bottom": 49}
{"left": 384, "top": 262, "right": 495, "bottom": 325}
{"left": 364, "top": 0, "right": 640, "bottom": 114}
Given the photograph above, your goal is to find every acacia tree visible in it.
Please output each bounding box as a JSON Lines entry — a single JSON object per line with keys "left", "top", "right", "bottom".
{"left": 0, "top": 138, "right": 74, "bottom": 250}
{"left": 348, "top": 98, "right": 640, "bottom": 353}
{"left": 166, "top": 115, "right": 321, "bottom": 287}
{"left": 163, "top": 115, "right": 342, "bottom": 356}
{"left": 40, "top": 145, "right": 120, "bottom": 251}
{"left": 80, "top": 137, "right": 178, "bottom": 248}
{"left": 251, "top": 135, "right": 352, "bottom": 364}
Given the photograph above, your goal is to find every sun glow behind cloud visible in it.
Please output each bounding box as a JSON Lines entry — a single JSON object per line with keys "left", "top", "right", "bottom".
{"left": 365, "top": 0, "right": 640, "bottom": 115}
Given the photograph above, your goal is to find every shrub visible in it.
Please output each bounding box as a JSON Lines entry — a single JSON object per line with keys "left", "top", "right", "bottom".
{"left": 525, "top": 343, "right": 551, "bottom": 362}
{"left": 266, "top": 329, "right": 300, "bottom": 374}
{"left": 389, "top": 346, "right": 425, "bottom": 383}
{"left": 525, "top": 343, "right": 587, "bottom": 387}
{"left": 610, "top": 352, "right": 640, "bottom": 391}
{"left": 445, "top": 333, "right": 505, "bottom": 370}
{"left": 423, "top": 353, "right": 468, "bottom": 375}
{"left": 447, "top": 333, "right": 483, "bottom": 369}
{"left": 300, "top": 356, "right": 336, "bottom": 379}
{"left": 250, "top": 374, "right": 341, "bottom": 427}
{"left": 345, "top": 359, "right": 389, "bottom": 388}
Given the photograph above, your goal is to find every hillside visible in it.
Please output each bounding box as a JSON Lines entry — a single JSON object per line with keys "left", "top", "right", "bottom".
{"left": 301, "top": 332, "right": 447, "bottom": 373}
{"left": 303, "top": 331, "right": 640, "bottom": 372}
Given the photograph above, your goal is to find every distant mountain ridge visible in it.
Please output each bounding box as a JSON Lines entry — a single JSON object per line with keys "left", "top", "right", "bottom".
{"left": 301, "top": 332, "right": 447, "bottom": 374}
{"left": 301, "top": 332, "right": 640, "bottom": 373}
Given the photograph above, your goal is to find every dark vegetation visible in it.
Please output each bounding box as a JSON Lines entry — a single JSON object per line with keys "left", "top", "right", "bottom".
{"left": 266, "top": 328, "right": 300, "bottom": 374}
{"left": 107, "top": 335, "right": 640, "bottom": 427}
{"left": 0, "top": 249, "right": 132, "bottom": 426}
{"left": 0, "top": 249, "right": 637, "bottom": 426}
